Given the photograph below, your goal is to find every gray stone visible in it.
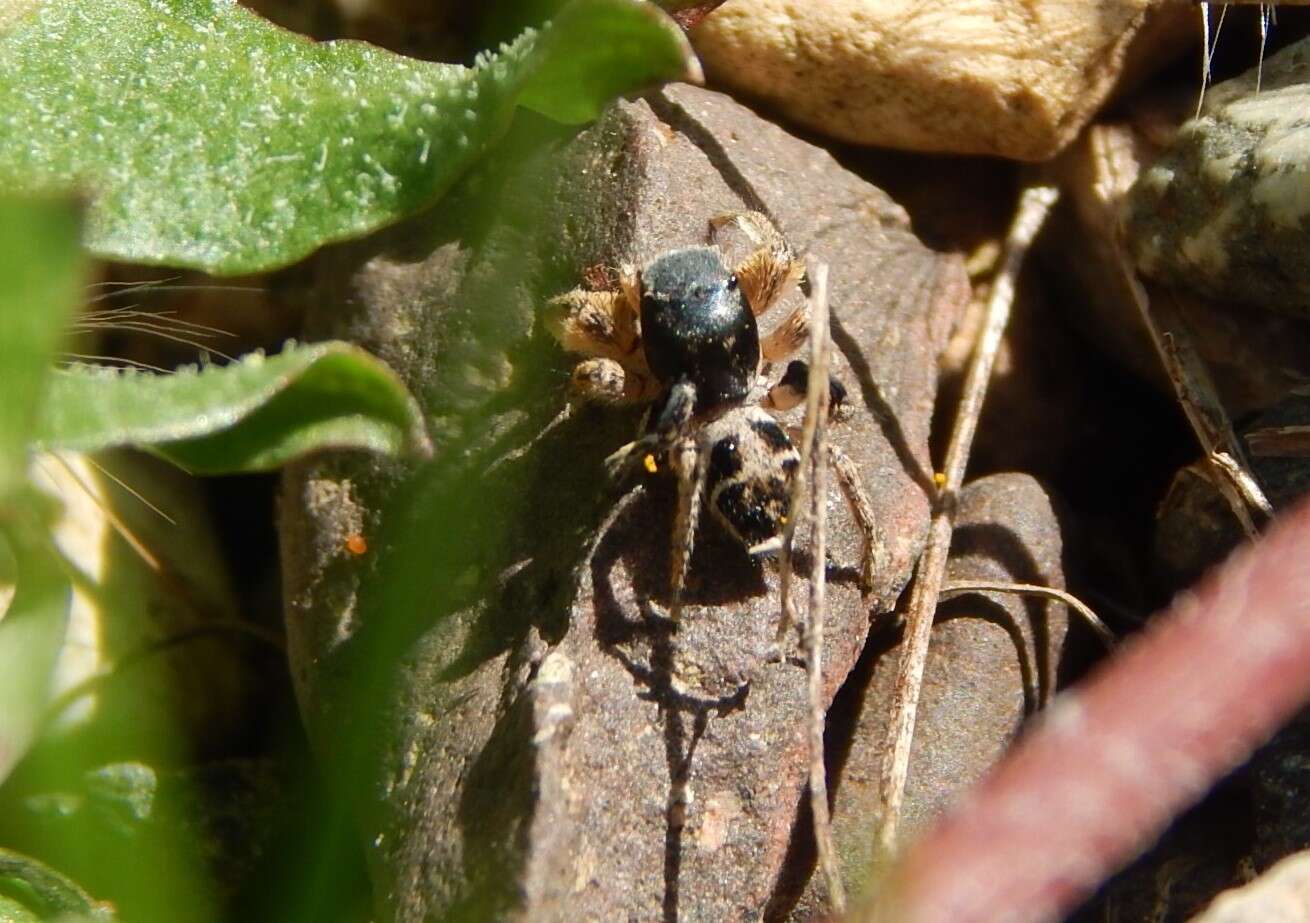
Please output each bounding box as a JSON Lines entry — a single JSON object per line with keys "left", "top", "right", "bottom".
{"left": 1124, "top": 37, "right": 1310, "bottom": 317}
{"left": 280, "top": 84, "right": 968, "bottom": 920}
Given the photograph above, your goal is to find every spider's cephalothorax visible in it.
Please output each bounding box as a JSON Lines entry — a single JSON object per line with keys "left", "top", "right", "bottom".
{"left": 640, "top": 246, "right": 759, "bottom": 410}
{"left": 545, "top": 212, "right": 876, "bottom": 622}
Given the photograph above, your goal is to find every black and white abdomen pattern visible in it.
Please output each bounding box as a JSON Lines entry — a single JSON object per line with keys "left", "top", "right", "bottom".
{"left": 701, "top": 407, "right": 801, "bottom": 552}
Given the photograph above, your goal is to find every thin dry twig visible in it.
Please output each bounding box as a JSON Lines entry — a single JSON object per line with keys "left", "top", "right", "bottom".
{"left": 776, "top": 261, "right": 846, "bottom": 910}
{"left": 776, "top": 268, "right": 825, "bottom": 647}
{"left": 1116, "top": 256, "right": 1272, "bottom": 536}
{"left": 1247, "top": 423, "right": 1310, "bottom": 457}
{"left": 874, "top": 184, "right": 1060, "bottom": 857}
{"left": 798, "top": 262, "right": 846, "bottom": 912}
{"left": 41, "top": 620, "right": 285, "bottom": 731}
{"left": 939, "top": 580, "right": 1116, "bottom": 652}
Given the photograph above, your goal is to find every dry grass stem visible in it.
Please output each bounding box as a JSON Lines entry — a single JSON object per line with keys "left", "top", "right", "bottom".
{"left": 939, "top": 580, "right": 1116, "bottom": 651}
{"left": 1116, "top": 256, "right": 1271, "bottom": 537}
{"left": 797, "top": 261, "right": 846, "bottom": 912}
{"left": 1247, "top": 424, "right": 1310, "bottom": 457}
{"left": 874, "top": 184, "right": 1060, "bottom": 857}
{"left": 775, "top": 265, "right": 825, "bottom": 647}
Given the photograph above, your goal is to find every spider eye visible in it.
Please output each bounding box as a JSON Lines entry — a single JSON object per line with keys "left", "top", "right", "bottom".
{"left": 727, "top": 274, "right": 739, "bottom": 291}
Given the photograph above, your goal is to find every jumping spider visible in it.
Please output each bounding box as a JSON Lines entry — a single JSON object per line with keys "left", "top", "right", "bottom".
{"left": 545, "top": 211, "right": 876, "bottom": 623}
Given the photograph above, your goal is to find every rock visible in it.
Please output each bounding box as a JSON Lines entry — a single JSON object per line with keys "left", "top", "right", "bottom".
{"left": 1155, "top": 391, "right": 1310, "bottom": 590}
{"left": 790, "top": 472, "right": 1072, "bottom": 915}
{"left": 691, "top": 0, "right": 1193, "bottom": 161}
{"left": 1045, "top": 120, "right": 1310, "bottom": 417}
{"left": 1250, "top": 709, "right": 1310, "bottom": 872}
{"left": 1191, "top": 850, "right": 1310, "bottom": 923}
{"left": 1125, "top": 36, "right": 1310, "bottom": 317}
{"left": 279, "top": 84, "right": 968, "bottom": 920}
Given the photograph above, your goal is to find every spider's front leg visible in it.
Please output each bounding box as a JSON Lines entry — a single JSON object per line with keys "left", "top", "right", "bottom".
{"left": 544, "top": 278, "right": 639, "bottom": 360}
{"left": 710, "top": 211, "right": 812, "bottom": 369}
{"left": 604, "top": 379, "right": 697, "bottom": 480}
{"left": 568, "top": 358, "right": 658, "bottom": 408}
{"left": 666, "top": 434, "right": 706, "bottom": 624}
{"left": 546, "top": 266, "right": 659, "bottom": 409}
{"left": 710, "top": 211, "right": 806, "bottom": 319}
{"left": 764, "top": 359, "right": 849, "bottom": 415}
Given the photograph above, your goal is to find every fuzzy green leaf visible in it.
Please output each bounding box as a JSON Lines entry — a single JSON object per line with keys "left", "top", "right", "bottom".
{"left": 517, "top": 0, "right": 702, "bottom": 124}
{"left": 0, "top": 198, "right": 83, "bottom": 499}
{"left": 0, "top": 0, "right": 696, "bottom": 275}
{"left": 32, "top": 343, "right": 431, "bottom": 474}
{"left": 0, "top": 847, "right": 113, "bottom": 921}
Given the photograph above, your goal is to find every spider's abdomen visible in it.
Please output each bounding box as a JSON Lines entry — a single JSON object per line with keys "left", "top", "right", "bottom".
{"left": 703, "top": 408, "right": 800, "bottom": 551}
{"left": 640, "top": 247, "right": 760, "bottom": 409}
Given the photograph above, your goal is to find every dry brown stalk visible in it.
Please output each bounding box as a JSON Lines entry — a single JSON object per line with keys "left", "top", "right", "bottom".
{"left": 873, "top": 184, "right": 1061, "bottom": 857}
{"left": 938, "top": 581, "right": 1116, "bottom": 652}
{"left": 801, "top": 262, "right": 845, "bottom": 912}
{"left": 1116, "top": 260, "right": 1272, "bottom": 537}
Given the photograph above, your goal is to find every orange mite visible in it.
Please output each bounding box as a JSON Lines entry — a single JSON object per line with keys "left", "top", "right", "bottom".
{"left": 344, "top": 533, "right": 368, "bottom": 556}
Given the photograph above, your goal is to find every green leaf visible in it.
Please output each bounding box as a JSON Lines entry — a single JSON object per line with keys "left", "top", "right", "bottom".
{"left": 517, "top": 0, "right": 703, "bottom": 124}
{"left": 0, "top": 0, "right": 697, "bottom": 275}
{"left": 0, "top": 847, "right": 112, "bottom": 922}
{"left": 31, "top": 343, "right": 431, "bottom": 474}
{"left": 0, "top": 528, "right": 71, "bottom": 787}
{"left": 0, "top": 198, "right": 83, "bottom": 499}
{"left": 0, "top": 893, "right": 41, "bottom": 923}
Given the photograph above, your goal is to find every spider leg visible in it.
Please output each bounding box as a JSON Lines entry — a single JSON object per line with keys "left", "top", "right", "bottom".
{"left": 826, "top": 443, "right": 879, "bottom": 594}
{"left": 761, "top": 303, "right": 810, "bottom": 364}
{"left": 604, "top": 379, "right": 697, "bottom": 480}
{"left": 667, "top": 436, "right": 706, "bottom": 624}
{"left": 764, "top": 360, "right": 849, "bottom": 415}
{"left": 569, "top": 358, "right": 658, "bottom": 407}
{"left": 545, "top": 287, "right": 639, "bottom": 360}
{"left": 710, "top": 211, "right": 805, "bottom": 318}
{"left": 619, "top": 262, "right": 641, "bottom": 322}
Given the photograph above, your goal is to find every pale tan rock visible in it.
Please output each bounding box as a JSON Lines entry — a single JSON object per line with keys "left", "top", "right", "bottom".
{"left": 693, "top": 0, "right": 1190, "bottom": 161}
{"left": 1191, "top": 851, "right": 1310, "bottom": 923}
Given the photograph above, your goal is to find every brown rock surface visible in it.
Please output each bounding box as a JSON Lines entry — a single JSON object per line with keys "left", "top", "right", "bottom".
{"left": 791, "top": 472, "right": 1071, "bottom": 915}
{"left": 280, "top": 84, "right": 968, "bottom": 920}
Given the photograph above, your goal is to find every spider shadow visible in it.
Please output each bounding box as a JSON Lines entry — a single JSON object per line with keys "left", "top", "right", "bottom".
{"left": 830, "top": 311, "right": 937, "bottom": 498}
{"left": 945, "top": 520, "right": 1058, "bottom": 710}
{"left": 590, "top": 479, "right": 780, "bottom": 923}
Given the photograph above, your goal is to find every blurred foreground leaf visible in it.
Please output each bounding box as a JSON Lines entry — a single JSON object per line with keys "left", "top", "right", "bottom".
{"left": 0, "top": 0, "right": 696, "bottom": 275}
{"left": 32, "top": 343, "right": 431, "bottom": 474}
{"left": 0, "top": 847, "right": 112, "bottom": 922}
{"left": 0, "top": 199, "right": 82, "bottom": 500}
{"left": 0, "top": 530, "right": 71, "bottom": 787}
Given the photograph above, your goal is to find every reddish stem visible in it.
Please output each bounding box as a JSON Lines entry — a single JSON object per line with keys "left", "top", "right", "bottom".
{"left": 875, "top": 496, "right": 1310, "bottom": 923}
